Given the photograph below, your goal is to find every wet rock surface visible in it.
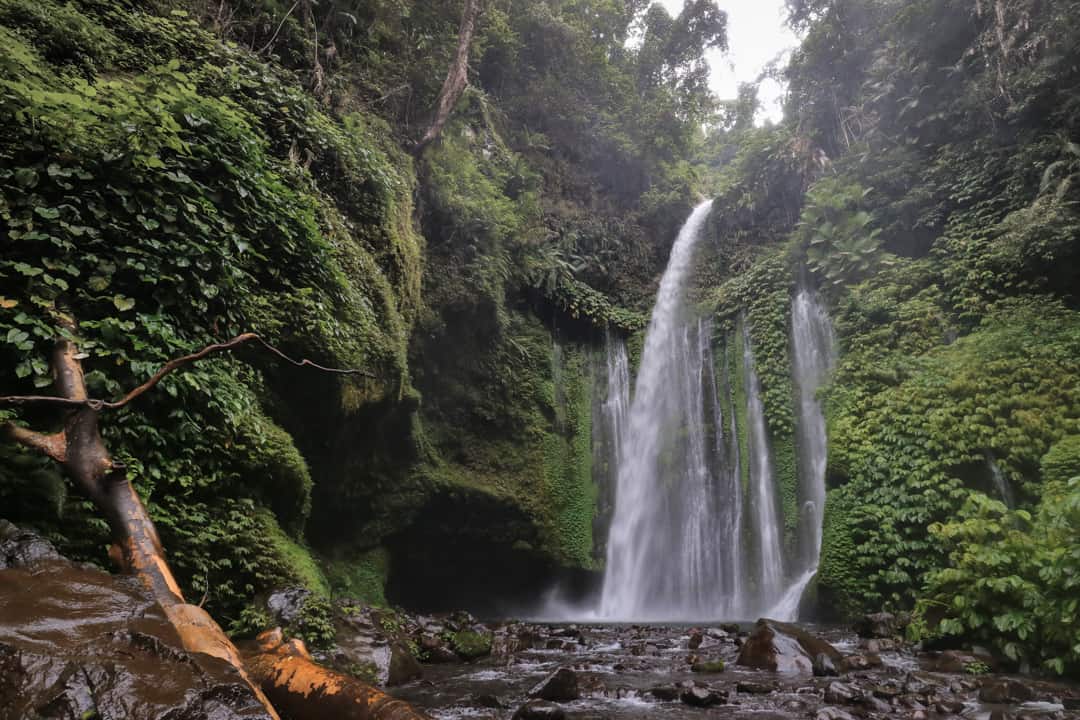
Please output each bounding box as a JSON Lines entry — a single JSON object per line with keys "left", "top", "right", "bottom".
{"left": 736, "top": 618, "right": 842, "bottom": 673}
{"left": 0, "top": 524, "right": 271, "bottom": 720}
{"left": 388, "top": 620, "right": 1080, "bottom": 720}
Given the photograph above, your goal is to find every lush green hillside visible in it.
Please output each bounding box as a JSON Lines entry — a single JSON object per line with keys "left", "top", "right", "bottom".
{"left": 1, "top": 0, "right": 1078, "bottom": 676}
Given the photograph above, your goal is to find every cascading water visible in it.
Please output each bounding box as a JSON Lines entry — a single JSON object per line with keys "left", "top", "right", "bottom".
{"left": 593, "top": 202, "right": 836, "bottom": 622}
{"left": 766, "top": 285, "right": 835, "bottom": 620}
{"left": 591, "top": 334, "right": 631, "bottom": 561}
{"left": 600, "top": 200, "right": 746, "bottom": 620}
{"left": 985, "top": 451, "right": 1015, "bottom": 508}
{"left": 743, "top": 323, "right": 785, "bottom": 613}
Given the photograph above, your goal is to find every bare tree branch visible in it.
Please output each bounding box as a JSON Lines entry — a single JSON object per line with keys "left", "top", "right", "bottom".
{"left": 413, "top": 0, "right": 482, "bottom": 156}
{"left": 3, "top": 424, "right": 67, "bottom": 463}
{"left": 0, "top": 333, "right": 372, "bottom": 411}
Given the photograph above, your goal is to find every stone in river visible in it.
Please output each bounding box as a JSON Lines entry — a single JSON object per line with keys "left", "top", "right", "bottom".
{"left": 813, "top": 652, "right": 838, "bottom": 677}
{"left": 736, "top": 618, "right": 842, "bottom": 673}
{"left": 648, "top": 685, "right": 681, "bottom": 701}
{"left": 680, "top": 685, "right": 722, "bottom": 707}
{"left": 978, "top": 678, "right": 1035, "bottom": 704}
{"left": 529, "top": 667, "right": 581, "bottom": 703}
{"left": 512, "top": 699, "right": 566, "bottom": 720}
{"left": 824, "top": 681, "right": 860, "bottom": 705}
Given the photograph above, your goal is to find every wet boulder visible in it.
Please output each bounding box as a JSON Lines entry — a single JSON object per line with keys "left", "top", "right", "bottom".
{"left": 736, "top": 619, "right": 842, "bottom": 673}
{"left": 813, "top": 652, "right": 838, "bottom": 677}
{"left": 824, "top": 681, "right": 860, "bottom": 705}
{"left": 836, "top": 652, "right": 882, "bottom": 672}
{"left": 529, "top": 667, "right": 580, "bottom": 703}
{"left": 737, "top": 680, "right": 779, "bottom": 694}
{"left": 855, "top": 611, "right": 908, "bottom": 639}
{"left": 331, "top": 605, "right": 423, "bottom": 685}
{"left": 979, "top": 678, "right": 1035, "bottom": 704}
{"left": 680, "top": 684, "right": 723, "bottom": 707}
{"left": 690, "top": 660, "right": 725, "bottom": 673}
{"left": 921, "top": 649, "right": 997, "bottom": 674}
{"left": 513, "top": 699, "right": 567, "bottom": 719}
{"left": 451, "top": 628, "right": 494, "bottom": 660}
{"left": 649, "top": 684, "right": 682, "bottom": 701}
{"left": 0, "top": 543, "right": 271, "bottom": 719}
{"left": 0, "top": 519, "right": 62, "bottom": 569}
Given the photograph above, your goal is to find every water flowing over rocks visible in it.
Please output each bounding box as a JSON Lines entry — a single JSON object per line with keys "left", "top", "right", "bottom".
{"left": 385, "top": 619, "right": 1080, "bottom": 720}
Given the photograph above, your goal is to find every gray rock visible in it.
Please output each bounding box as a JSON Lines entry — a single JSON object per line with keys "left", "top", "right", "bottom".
{"left": 813, "top": 652, "right": 838, "bottom": 677}
{"left": 529, "top": 667, "right": 580, "bottom": 703}
{"left": 855, "top": 611, "right": 909, "bottom": 638}
{"left": 737, "top": 680, "right": 779, "bottom": 694}
{"left": 979, "top": 678, "right": 1035, "bottom": 704}
{"left": 680, "top": 685, "right": 722, "bottom": 707}
{"left": 824, "top": 681, "right": 860, "bottom": 705}
{"left": 816, "top": 708, "right": 859, "bottom": 720}
{"left": 736, "top": 619, "right": 842, "bottom": 673}
{"left": 837, "top": 652, "right": 882, "bottom": 672}
{"left": 266, "top": 587, "right": 311, "bottom": 626}
{"left": 513, "top": 699, "right": 567, "bottom": 720}
{"left": 648, "top": 685, "right": 681, "bottom": 701}
{"left": 0, "top": 521, "right": 61, "bottom": 569}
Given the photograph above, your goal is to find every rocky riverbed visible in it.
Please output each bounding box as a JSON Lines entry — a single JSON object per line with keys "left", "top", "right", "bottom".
{"left": 3, "top": 518, "right": 1079, "bottom": 720}
{"left": 377, "top": 617, "right": 1080, "bottom": 720}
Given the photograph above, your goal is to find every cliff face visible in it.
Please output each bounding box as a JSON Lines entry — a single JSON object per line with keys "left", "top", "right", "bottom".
{"left": 0, "top": 0, "right": 687, "bottom": 621}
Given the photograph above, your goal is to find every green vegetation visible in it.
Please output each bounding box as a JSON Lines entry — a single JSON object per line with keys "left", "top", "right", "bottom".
{"left": 449, "top": 629, "right": 493, "bottom": 660}
{"left": 700, "top": 0, "right": 1080, "bottom": 674}
{"left": 1, "top": 0, "right": 1078, "bottom": 680}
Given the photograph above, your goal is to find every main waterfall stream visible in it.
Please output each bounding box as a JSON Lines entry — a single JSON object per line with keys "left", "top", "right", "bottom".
{"left": 585, "top": 202, "right": 836, "bottom": 622}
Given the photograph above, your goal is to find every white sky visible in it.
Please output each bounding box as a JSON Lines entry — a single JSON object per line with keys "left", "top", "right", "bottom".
{"left": 657, "top": 0, "right": 799, "bottom": 124}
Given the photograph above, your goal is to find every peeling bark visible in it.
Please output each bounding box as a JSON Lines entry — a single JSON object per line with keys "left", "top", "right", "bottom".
{"left": 245, "top": 630, "right": 431, "bottom": 720}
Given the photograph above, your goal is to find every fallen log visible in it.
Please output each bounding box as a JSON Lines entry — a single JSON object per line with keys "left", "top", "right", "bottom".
{"left": 245, "top": 629, "right": 432, "bottom": 720}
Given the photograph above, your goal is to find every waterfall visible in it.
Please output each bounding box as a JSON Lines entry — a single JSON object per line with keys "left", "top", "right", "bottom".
{"left": 764, "top": 286, "right": 835, "bottom": 620}
{"left": 600, "top": 200, "right": 742, "bottom": 620}
{"left": 592, "top": 203, "right": 836, "bottom": 622}
{"left": 707, "top": 322, "right": 744, "bottom": 618}
{"left": 591, "top": 333, "right": 631, "bottom": 561}
{"left": 743, "top": 323, "right": 785, "bottom": 613}
{"left": 985, "top": 451, "right": 1015, "bottom": 508}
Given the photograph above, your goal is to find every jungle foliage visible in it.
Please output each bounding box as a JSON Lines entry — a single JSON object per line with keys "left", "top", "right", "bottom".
{"left": 703, "top": 0, "right": 1080, "bottom": 675}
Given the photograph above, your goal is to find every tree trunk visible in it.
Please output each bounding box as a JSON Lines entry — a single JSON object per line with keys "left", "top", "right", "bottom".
{"left": 2, "top": 330, "right": 428, "bottom": 720}
{"left": 5, "top": 335, "right": 282, "bottom": 718}
{"left": 413, "top": 0, "right": 481, "bottom": 155}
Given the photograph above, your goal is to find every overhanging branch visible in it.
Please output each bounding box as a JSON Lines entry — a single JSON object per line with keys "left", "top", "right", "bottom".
{"left": 0, "top": 332, "right": 372, "bottom": 412}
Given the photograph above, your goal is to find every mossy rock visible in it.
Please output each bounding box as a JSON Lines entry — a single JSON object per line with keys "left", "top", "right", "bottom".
{"left": 691, "top": 660, "right": 726, "bottom": 673}
{"left": 451, "top": 630, "right": 493, "bottom": 660}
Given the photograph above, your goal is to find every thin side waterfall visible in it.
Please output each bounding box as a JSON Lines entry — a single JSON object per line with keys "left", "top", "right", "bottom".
{"left": 706, "top": 323, "right": 744, "bottom": 617}
{"left": 743, "top": 323, "right": 785, "bottom": 613}
{"left": 791, "top": 287, "right": 835, "bottom": 571}
{"left": 985, "top": 451, "right": 1015, "bottom": 508}
{"left": 591, "top": 334, "right": 631, "bottom": 561}
{"left": 766, "top": 285, "right": 835, "bottom": 620}
{"left": 601, "top": 200, "right": 740, "bottom": 620}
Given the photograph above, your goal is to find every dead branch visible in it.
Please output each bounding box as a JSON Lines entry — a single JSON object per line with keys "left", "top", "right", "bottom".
{"left": 0, "top": 332, "right": 371, "bottom": 412}
{"left": 412, "top": 0, "right": 482, "bottom": 156}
